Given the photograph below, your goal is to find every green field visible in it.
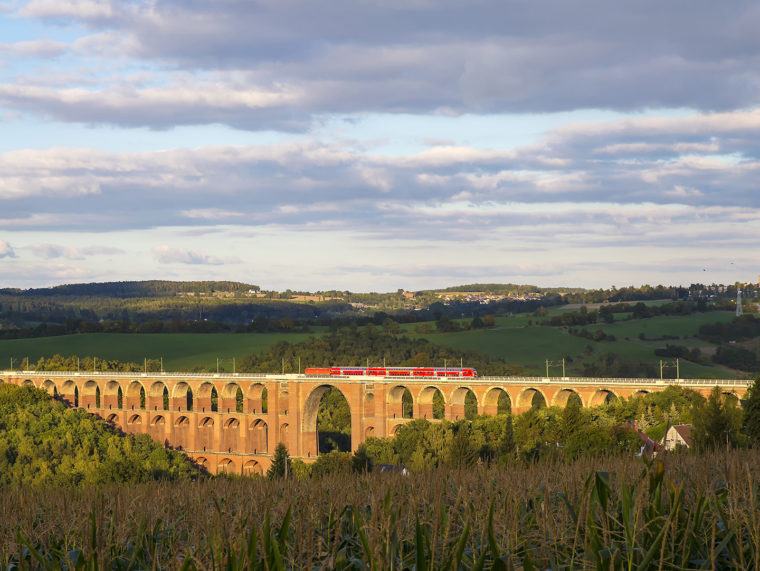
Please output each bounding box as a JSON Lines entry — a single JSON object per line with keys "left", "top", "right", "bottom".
{"left": 408, "top": 311, "right": 740, "bottom": 378}
{"left": 0, "top": 332, "right": 313, "bottom": 371}
{"left": 0, "top": 310, "right": 746, "bottom": 379}
{"left": 586, "top": 311, "right": 736, "bottom": 339}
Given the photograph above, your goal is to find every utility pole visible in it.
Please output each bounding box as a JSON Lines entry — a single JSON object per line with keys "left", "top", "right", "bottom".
{"left": 546, "top": 359, "right": 549, "bottom": 378}
{"left": 562, "top": 358, "right": 566, "bottom": 377}
{"left": 233, "top": 357, "right": 236, "bottom": 374}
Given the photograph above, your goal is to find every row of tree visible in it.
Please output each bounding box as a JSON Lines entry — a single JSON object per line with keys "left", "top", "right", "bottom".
{"left": 266, "top": 381, "right": 760, "bottom": 481}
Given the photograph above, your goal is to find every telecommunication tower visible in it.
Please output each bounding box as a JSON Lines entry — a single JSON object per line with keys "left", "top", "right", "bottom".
{"left": 736, "top": 289, "right": 743, "bottom": 317}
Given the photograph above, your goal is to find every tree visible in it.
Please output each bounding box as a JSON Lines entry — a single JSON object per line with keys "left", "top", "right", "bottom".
{"left": 741, "top": 377, "right": 760, "bottom": 445}
{"left": 266, "top": 442, "right": 291, "bottom": 479}
{"left": 447, "top": 423, "right": 477, "bottom": 468}
{"left": 692, "top": 386, "right": 743, "bottom": 450}
{"left": 351, "top": 444, "right": 374, "bottom": 474}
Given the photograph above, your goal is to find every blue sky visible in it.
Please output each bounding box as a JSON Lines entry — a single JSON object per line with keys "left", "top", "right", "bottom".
{"left": 0, "top": 0, "right": 758, "bottom": 292}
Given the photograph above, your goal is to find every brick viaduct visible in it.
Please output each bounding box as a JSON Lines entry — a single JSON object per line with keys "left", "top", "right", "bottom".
{"left": 1, "top": 371, "right": 750, "bottom": 475}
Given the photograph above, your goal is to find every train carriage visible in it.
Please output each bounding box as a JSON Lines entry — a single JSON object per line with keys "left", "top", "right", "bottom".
{"left": 304, "top": 366, "right": 477, "bottom": 377}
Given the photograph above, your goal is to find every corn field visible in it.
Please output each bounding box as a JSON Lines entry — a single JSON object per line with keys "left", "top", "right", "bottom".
{"left": 4, "top": 449, "right": 760, "bottom": 570}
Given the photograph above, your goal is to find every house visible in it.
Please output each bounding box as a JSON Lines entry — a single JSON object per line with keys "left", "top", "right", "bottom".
{"left": 661, "top": 424, "right": 693, "bottom": 450}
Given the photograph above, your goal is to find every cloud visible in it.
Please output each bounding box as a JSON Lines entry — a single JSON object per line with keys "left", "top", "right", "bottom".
{"left": 180, "top": 208, "right": 245, "bottom": 220}
{"left": 1, "top": 105, "right": 760, "bottom": 238}
{"left": 152, "top": 245, "right": 240, "bottom": 265}
{"left": 28, "top": 243, "right": 124, "bottom": 259}
{"left": 0, "top": 239, "right": 16, "bottom": 258}
{"left": 0, "top": 39, "right": 67, "bottom": 58}
{"left": 3, "top": 1, "right": 760, "bottom": 130}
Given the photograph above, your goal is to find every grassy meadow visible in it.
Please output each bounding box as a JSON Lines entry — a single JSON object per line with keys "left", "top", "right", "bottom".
{"left": 0, "top": 332, "right": 313, "bottom": 371}
{"left": 410, "top": 311, "right": 739, "bottom": 378}
{"left": 0, "top": 310, "right": 744, "bottom": 378}
{"left": 4, "top": 450, "right": 760, "bottom": 569}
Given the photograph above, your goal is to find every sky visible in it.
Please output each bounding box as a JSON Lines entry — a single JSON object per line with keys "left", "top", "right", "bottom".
{"left": 0, "top": 0, "right": 758, "bottom": 292}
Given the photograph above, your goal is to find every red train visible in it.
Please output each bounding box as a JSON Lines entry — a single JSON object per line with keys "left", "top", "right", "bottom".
{"left": 304, "top": 366, "right": 478, "bottom": 378}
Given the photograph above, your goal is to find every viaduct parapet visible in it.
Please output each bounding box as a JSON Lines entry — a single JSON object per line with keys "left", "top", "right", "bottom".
{"left": 1, "top": 371, "right": 749, "bottom": 475}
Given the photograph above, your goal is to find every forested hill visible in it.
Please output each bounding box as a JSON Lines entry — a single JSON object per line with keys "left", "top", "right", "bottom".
{"left": 239, "top": 327, "right": 521, "bottom": 376}
{"left": 0, "top": 385, "right": 196, "bottom": 486}
{"left": 0, "top": 280, "right": 257, "bottom": 298}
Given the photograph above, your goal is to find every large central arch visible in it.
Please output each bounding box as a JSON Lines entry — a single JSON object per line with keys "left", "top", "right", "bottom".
{"left": 301, "top": 385, "right": 352, "bottom": 458}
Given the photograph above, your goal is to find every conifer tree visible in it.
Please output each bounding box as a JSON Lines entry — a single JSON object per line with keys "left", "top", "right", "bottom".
{"left": 267, "top": 442, "right": 292, "bottom": 479}
{"left": 692, "top": 386, "right": 742, "bottom": 450}
{"left": 741, "top": 377, "right": 760, "bottom": 445}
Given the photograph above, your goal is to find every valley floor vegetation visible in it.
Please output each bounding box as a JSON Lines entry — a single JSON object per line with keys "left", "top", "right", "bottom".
{"left": 3, "top": 379, "right": 760, "bottom": 567}
{"left": 4, "top": 450, "right": 760, "bottom": 569}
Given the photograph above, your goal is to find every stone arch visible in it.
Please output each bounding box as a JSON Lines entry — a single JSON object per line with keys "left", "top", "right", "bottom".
{"left": 391, "top": 423, "right": 403, "bottom": 435}
{"left": 82, "top": 380, "right": 99, "bottom": 409}
{"left": 147, "top": 381, "right": 169, "bottom": 411}
{"left": 197, "top": 382, "right": 217, "bottom": 413}
{"left": 243, "top": 459, "right": 262, "bottom": 476}
{"left": 222, "top": 417, "right": 241, "bottom": 452}
{"left": 40, "top": 379, "right": 57, "bottom": 396}
{"left": 632, "top": 390, "right": 650, "bottom": 399}
{"left": 248, "top": 419, "right": 269, "bottom": 454}
{"left": 419, "top": 386, "right": 445, "bottom": 419}
{"left": 106, "top": 413, "right": 119, "bottom": 424}
{"left": 365, "top": 426, "right": 375, "bottom": 438}
{"left": 449, "top": 386, "right": 478, "bottom": 420}
{"left": 279, "top": 390, "right": 289, "bottom": 415}
{"left": 364, "top": 393, "right": 375, "bottom": 417}
{"left": 174, "top": 416, "right": 191, "bottom": 450}
{"left": 552, "top": 388, "right": 583, "bottom": 408}
{"left": 302, "top": 385, "right": 352, "bottom": 457}
{"left": 103, "top": 380, "right": 121, "bottom": 409}
{"left": 483, "top": 387, "right": 511, "bottom": 415}
{"left": 221, "top": 382, "right": 244, "bottom": 413}
{"left": 60, "top": 380, "right": 77, "bottom": 406}
{"left": 279, "top": 423, "right": 289, "bottom": 446}
{"left": 723, "top": 391, "right": 741, "bottom": 408}
{"left": 588, "top": 389, "right": 619, "bottom": 408}
{"left": 515, "top": 387, "right": 547, "bottom": 411}
{"left": 127, "top": 414, "right": 142, "bottom": 425}
{"left": 387, "top": 385, "right": 413, "bottom": 419}
{"left": 172, "top": 382, "right": 193, "bottom": 412}
{"left": 198, "top": 416, "right": 215, "bottom": 451}
{"left": 22, "top": 379, "right": 35, "bottom": 387}
{"left": 218, "top": 458, "right": 234, "bottom": 473}
{"left": 195, "top": 457, "right": 209, "bottom": 472}
{"left": 125, "top": 381, "right": 146, "bottom": 410}
{"left": 149, "top": 415, "right": 166, "bottom": 440}
{"left": 248, "top": 383, "right": 268, "bottom": 414}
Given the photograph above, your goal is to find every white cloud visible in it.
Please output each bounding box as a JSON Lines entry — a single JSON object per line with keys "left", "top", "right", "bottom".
{"left": 0, "top": 39, "right": 67, "bottom": 58}
{"left": 152, "top": 245, "right": 240, "bottom": 265}
{"left": 0, "top": 239, "right": 16, "bottom": 258}
{"left": 180, "top": 208, "right": 245, "bottom": 220}
{"left": 27, "top": 243, "right": 124, "bottom": 259}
